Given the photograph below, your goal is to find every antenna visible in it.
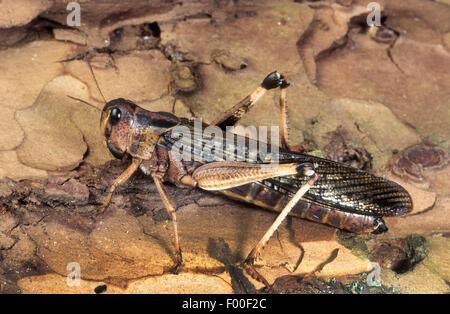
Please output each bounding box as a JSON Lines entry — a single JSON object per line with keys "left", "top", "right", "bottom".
{"left": 67, "top": 95, "right": 102, "bottom": 112}
{"left": 86, "top": 58, "right": 108, "bottom": 104}
{"left": 60, "top": 53, "right": 108, "bottom": 111}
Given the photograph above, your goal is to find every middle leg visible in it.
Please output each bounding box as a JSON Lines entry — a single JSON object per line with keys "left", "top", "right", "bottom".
{"left": 152, "top": 174, "right": 183, "bottom": 274}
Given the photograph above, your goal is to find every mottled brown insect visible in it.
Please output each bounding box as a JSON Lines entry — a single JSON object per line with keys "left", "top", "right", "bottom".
{"left": 84, "top": 70, "right": 412, "bottom": 286}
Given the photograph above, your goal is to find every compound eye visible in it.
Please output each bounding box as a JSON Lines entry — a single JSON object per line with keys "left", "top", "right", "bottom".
{"left": 110, "top": 108, "right": 122, "bottom": 125}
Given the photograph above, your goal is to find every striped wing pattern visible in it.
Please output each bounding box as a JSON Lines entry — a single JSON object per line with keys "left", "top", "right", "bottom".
{"left": 160, "top": 120, "right": 412, "bottom": 217}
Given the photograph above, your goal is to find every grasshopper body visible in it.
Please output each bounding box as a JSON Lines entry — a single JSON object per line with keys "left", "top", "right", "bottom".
{"left": 101, "top": 99, "right": 412, "bottom": 234}
{"left": 96, "top": 71, "right": 412, "bottom": 284}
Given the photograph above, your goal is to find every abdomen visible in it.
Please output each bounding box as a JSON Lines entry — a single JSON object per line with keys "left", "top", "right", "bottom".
{"left": 218, "top": 180, "right": 389, "bottom": 234}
